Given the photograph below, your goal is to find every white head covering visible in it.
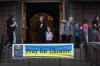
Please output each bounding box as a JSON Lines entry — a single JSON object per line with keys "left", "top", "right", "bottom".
{"left": 62, "top": 20, "right": 66, "bottom": 23}
{"left": 69, "top": 17, "right": 73, "bottom": 22}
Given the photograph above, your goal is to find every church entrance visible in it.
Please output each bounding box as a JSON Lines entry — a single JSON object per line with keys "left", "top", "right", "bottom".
{"left": 26, "top": 2, "right": 60, "bottom": 43}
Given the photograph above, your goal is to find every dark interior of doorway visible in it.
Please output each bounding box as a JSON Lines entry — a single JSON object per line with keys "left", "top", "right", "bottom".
{"left": 26, "top": 2, "right": 60, "bottom": 43}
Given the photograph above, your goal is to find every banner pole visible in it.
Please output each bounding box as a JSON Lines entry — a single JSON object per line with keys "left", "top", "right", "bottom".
{"left": 59, "top": 58, "right": 61, "bottom": 66}
{"left": 28, "top": 58, "right": 30, "bottom": 66}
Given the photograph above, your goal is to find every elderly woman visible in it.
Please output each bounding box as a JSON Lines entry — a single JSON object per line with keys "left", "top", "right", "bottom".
{"left": 60, "top": 20, "right": 66, "bottom": 43}
{"left": 64, "top": 16, "right": 74, "bottom": 43}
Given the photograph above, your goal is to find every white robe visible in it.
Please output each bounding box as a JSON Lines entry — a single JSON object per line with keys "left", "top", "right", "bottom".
{"left": 46, "top": 32, "right": 53, "bottom": 41}
{"left": 13, "top": 31, "right": 16, "bottom": 43}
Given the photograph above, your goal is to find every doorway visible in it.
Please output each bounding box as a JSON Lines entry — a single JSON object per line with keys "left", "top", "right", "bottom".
{"left": 30, "top": 13, "right": 54, "bottom": 43}
{"left": 26, "top": 2, "right": 60, "bottom": 43}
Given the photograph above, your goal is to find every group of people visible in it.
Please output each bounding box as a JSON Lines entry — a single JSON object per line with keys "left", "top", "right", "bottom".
{"left": 4, "top": 15, "right": 54, "bottom": 49}
{"left": 4, "top": 15, "right": 100, "bottom": 48}
{"left": 60, "top": 17, "right": 77, "bottom": 44}
{"left": 91, "top": 16, "right": 100, "bottom": 41}
{"left": 35, "top": 16, "right": 53, "bottom": 43}
{"left": 82, "top": 16, "right": 100, "bottom": 43}
{"left": 60, "top": 16, "right": 100, "bottom": 48}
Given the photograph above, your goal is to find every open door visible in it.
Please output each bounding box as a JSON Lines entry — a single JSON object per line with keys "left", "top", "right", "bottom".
{"left": 26, "top": 2, "right": 60, "bottom": 43}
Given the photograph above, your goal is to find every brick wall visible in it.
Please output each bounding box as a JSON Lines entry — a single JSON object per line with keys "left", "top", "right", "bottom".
{"left": 66, "top": 1, "right": 100, "bottom": 25}
{"left": 65, "top": 1, "right": 100, "bottom": 42}
{"left": 0, "top": 1, "right": 22, "bottom": 43}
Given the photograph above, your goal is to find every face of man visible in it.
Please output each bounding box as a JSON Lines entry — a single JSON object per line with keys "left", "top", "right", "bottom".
{"left": 40, "top": 16, "right": 44, "bottom": 22}
{"left": 69, "top": 17, "right": 73, "bottom": 22}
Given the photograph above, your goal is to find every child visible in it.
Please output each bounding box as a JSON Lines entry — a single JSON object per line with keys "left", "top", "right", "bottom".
{"left": 45, "top": 27, "right": 53, "bottom": 43}
{"left": 82, "top": 22, "right": 89, "bottom": 43}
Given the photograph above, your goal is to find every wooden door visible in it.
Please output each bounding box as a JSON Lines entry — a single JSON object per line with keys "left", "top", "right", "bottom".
{"left": 22, "top": 0, "right": 26, "bottom": 43}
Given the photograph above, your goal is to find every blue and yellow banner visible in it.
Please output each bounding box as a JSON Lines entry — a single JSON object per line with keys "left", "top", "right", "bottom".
{"left": 12, "top": 43, "right": 74, "bottom": 59}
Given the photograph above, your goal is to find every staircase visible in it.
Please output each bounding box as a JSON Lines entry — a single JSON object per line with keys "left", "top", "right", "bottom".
{"left": 0, "top": 48, "right": 90, "bottom": 66}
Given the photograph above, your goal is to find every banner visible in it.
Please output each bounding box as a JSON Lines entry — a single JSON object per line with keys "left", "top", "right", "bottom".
{"left": 12, "top": 43, "right": 74, "bottom": 59}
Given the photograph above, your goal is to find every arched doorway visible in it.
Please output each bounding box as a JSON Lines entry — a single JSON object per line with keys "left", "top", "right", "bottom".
{"left": 26, "top": 2, "right": 60, "bottom": 43}
{"left": 30, "top": 13, "right": 55, "bottom": 43}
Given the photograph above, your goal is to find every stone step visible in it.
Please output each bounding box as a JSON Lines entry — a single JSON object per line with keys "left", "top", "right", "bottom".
{"left": 1, "top": 58, "right": 88, "bottom": 63}
{"left": 0, "top": 62, "right": 90, "bottom": 66}
{"left": 61, "top": 62, "right": 90, "bottom": 66}
{"left": 0, "top": 63, "right": 28, "bottom": 66}
{"left": 1, "top": 48, "right": 87, "bottom": 63}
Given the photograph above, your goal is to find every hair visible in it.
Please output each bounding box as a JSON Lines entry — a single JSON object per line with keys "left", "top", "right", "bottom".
{"left": 47, "top": 26, "right": 50, "bottom": 29}
{"left": 92, "top": 16, "right": 98, "bottom": 24}
{"left": 82, "top": 19, "right": 88, "bottom": 24}
{"left": 92, "top": 16, "right": 99, "bottom": 31}
{"left": 7, "top": 16, "right": 14, "bottom": 24}
{"left": 69, "top": 16, "right": 73, "bottom": 21}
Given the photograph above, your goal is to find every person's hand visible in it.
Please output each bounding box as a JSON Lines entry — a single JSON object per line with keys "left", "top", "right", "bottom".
{"left": 16, "top": 24, "right": 18, "bottom": 27}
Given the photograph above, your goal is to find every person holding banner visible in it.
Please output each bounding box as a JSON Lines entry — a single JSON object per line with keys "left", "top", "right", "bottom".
{"left": 35, "top": 16, "right": 47, "bottom": 43}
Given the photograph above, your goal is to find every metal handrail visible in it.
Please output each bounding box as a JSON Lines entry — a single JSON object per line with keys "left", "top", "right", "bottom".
{"left": 0, "top": 30, "right": 3, "bottom": 43}
{"left": 87, "top": 42, "right": 100, "bottom": 66}
{"left": 0, "top": 30, "right": 4, "bottom": 63}
{"left": 0, "top": 24, "right": 5, "bottom": 44}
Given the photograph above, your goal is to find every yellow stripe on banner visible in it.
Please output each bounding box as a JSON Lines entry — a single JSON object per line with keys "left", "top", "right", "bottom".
{"left": 24, "top": 51, "right": 72, "bottom": 57}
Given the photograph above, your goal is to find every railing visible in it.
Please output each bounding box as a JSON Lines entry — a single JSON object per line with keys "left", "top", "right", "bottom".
{"left": 86, "top": 42, "right": 100, "bottom": 66}
{"left": 0, "top": 24, "right": 99, "bottom": 66}
{"left": 0, "top": 30, "right": 4, "bottom": 63}
{"left": 0, "top": 25, "right": 6, "bottom": 63}
{"left": 1, "top": 26, "right": 90, "bottom": 66}
{"left": 0, "top": 27, "right": 90, "bottom": 66}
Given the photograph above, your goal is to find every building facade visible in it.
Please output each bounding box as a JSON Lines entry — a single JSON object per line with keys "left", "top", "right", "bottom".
{"left": 0, "top": 0, "right": 100, "bottom": 43}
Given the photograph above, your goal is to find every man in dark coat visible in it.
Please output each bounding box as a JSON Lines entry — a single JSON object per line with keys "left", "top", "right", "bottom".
{"left": 36, "top": 16, "right": 47, "bottom": 43}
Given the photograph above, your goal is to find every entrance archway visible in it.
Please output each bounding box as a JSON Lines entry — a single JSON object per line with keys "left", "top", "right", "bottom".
{"left": 26, "top": 2, "right": 60, "bottom": 43}
{"left": 30, "top": 13, "right": 54, "bottom": 43}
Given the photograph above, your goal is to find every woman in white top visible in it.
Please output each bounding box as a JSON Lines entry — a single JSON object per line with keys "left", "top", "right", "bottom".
{"left": 45, "top": 27, "right": 53, "bottom": 43}
{"left": 12, "top": 18, "right": 18, "bottom": 43}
